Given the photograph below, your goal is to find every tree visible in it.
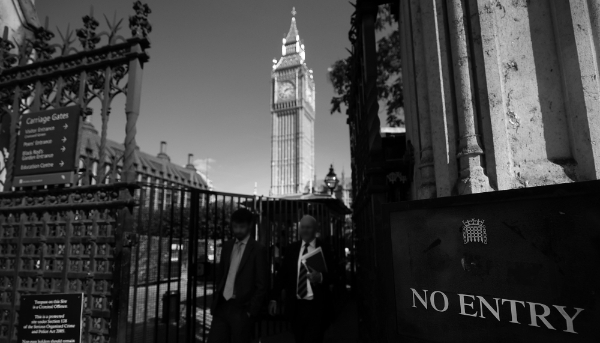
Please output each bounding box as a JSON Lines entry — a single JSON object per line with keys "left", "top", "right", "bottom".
{"left": 131, "top": 196, "right": 239, "bottom": 283}
{"left": 135, "top": 198, "right": 237, "bottom": 240}
{"left": 328, "top": 4, "right": 404, "bottom": 127}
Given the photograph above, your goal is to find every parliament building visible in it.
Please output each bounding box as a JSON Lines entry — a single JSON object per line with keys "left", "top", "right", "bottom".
{"left": 270, "top": 9, "right": 316, "bottom": 196}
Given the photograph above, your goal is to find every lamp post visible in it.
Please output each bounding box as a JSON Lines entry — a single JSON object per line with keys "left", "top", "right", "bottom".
{"left": 324, "top": 164, "right": 339, "bottom": 195}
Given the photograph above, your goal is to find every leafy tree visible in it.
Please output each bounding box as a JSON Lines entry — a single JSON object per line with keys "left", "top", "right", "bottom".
{"left": 131, "top": 196, "right": 240, "bottom": 283}
{"left": 135, "top": 199, "right": 237, "bottom": 240}
{"left": 328, "top": 4, "right": 404, "bottom": 127}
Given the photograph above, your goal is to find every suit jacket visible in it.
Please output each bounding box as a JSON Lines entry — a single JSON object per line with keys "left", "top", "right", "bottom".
{"left": 211, "top": 237, "right": 268, "bottom": 317}
{"left": 271, "top": 239, "right": 334, "bottom": 319}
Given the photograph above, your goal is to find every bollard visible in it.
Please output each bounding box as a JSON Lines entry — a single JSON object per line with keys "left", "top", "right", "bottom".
{"left": 162, "top": 290, "right": 180, "bottom": 324}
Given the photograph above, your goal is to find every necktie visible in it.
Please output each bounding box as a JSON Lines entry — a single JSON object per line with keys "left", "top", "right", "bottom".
{"left": 223, "top": 241, "right": 243, "bottom": 300}
{"left": 297, "top": 243, "right": 310, "bottom": 299}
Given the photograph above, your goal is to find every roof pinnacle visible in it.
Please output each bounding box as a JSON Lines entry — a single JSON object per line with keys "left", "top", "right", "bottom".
{"left": 285, "top": 8, "right": 299, "bottom": 44}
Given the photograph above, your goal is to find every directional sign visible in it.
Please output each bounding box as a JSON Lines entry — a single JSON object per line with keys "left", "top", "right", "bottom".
{"left": 16, "top": 171, "right": 75, "bottom": 187}
{"left": 13, "top": 106, "right": 81, "bottom": 186}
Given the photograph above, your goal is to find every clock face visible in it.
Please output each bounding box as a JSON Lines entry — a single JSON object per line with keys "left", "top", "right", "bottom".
{"left": 278, "top": 82, "right": 295, "bottom": 101}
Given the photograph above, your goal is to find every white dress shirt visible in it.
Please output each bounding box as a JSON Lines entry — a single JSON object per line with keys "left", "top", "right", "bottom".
{"left": 297, "top": 238, "right": 317, "bottom": 300}
{"left": 223, "top": 234, "right": 249, "bottom": 299}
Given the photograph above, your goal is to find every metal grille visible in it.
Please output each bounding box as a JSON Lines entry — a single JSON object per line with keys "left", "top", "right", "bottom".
{"left": 0, "top": 2, "right": 151, "bottom": 191}
{"left": 126, "top": 183, "right": 350, "bottom": 343}
{"left": 0, "top": 183, "right": 136, "bottom": 343}
{"left": 0, "top": 4, "right": 151, "bottom": 342}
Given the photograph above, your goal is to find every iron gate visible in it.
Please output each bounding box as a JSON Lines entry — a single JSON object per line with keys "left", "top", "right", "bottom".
{"left": 125, "top": 183, "right": 352, "bottom": 343}
{"left": 0, "top": 2, "right": 151, "bottom": 343}
{"left": 0, "top": 3, "right": 353, "bottom": 343}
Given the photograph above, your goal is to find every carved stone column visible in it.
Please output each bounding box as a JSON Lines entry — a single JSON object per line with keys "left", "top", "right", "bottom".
{"left": 447, "top": 0, "right": 491, "bottom": 194}
{"left": 589, "top": 0, "right": 600, "bottom": 69}
{"left": 406, "top": 0, "right": 437, "bottom": 199}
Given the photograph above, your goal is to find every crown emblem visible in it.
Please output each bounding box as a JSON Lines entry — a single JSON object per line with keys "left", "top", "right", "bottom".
{"left": 462, "top": 218, "right": 487, "bottom": 244}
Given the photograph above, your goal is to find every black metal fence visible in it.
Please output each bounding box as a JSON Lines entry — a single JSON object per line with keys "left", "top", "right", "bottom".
{"left": 125, "top": 183, "right": 352, "bottom": 343}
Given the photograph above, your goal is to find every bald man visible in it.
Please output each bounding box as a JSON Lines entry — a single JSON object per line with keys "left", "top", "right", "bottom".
{"left": 268, "top": 215, "right": 334, "bottom": 343}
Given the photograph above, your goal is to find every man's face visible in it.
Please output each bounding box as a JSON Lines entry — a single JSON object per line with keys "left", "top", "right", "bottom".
{"left": 232, "top": 221, "right": 251, "bottom": 240}
{"left": 299, "top": 221, "right": 316, "bottom": 242}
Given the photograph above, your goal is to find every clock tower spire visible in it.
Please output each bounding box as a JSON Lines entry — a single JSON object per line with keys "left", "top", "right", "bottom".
{"left": 270, "top": 8, "right": 315, "bottom": 196}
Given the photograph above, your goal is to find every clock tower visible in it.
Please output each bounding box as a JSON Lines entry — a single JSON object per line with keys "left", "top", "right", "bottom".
{"left": 270, "top": 8, "right": 315, "bottom": 196}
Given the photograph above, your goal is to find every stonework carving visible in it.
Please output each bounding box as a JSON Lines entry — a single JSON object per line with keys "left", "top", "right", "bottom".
{"left": 270, "top": 11, "right": 315, "bottom": 196}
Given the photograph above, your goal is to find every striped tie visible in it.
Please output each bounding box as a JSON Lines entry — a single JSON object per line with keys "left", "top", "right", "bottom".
{"left": 297, "top": 243, "right": 310, "bottom": 299}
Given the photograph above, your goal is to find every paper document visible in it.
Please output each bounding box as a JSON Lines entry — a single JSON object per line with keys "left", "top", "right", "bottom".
{"left": 301, "top": 247, "right": 328, "bottom": 273}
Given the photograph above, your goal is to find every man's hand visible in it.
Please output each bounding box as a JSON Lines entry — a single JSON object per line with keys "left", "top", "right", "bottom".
{"left": 307, "top": 266, "right": 322, "bottom": 283}
{"left": 246, "top": 312, "right": 251, "bottom": 318}
{"left": 268, "top": 300, "right": 277, "bottom": 316}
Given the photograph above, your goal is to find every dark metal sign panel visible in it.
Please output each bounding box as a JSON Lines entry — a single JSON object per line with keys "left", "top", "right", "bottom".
{"left": 14, "top": 171, "right": 75, "bottom": 187}
{"left": 386, "top": 182, "right": 600, "bottom": 343}
{"left": 18, "top": 293, "right": 84, "bottom": 343}
{"left": 13, "top": 106, "right": 80, "bottom": 180}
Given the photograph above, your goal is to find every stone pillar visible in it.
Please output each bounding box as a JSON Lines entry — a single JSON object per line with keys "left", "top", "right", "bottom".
{"left": 590, "top": 0, "right": 600, "bottom": 69}
{"left": 420, "top": 0, "right": 460, "bottom": 197}
{"left": 447, "top": 0, "right": 491, "bottom": 195}
{"left": 408, "top": 0, "right": 437, "bottom": 199}
{"left": 470, "top": 0, "right": 513, "bottom": 191}
{"left": 399, "top": 0, "right": 600, "bottom": 197}
{"left": 0, "top": 0, "right": 39, "bottom": 49}
{"left": 550, "top": 0, "right": 600, "bottom": 180}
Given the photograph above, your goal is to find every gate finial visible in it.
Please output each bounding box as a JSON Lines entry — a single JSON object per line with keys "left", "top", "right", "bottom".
{"left": 130, "top": 1, "right": 152, "bottom": 38}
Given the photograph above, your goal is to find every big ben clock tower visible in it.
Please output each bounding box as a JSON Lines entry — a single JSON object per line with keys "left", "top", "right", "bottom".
{"left": 270, "top": 8, "right": 316, "bottom": 196}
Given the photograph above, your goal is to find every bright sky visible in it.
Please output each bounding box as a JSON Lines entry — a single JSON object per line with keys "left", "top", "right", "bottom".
{"left": 36, "top": 0, "right": 354, "bottom": 195}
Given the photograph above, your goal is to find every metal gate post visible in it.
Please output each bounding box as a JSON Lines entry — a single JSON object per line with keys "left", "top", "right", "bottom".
{"left": 112, "top": 184, "right": 138, "bottom": 343}
{"left": 186, "top": 189, "right": 200, "bottom": 342}
{"left": 111, "top": 35, "right": 146, "bottom": 343}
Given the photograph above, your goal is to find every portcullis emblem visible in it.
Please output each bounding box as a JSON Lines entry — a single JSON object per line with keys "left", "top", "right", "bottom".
{"left": 462, "top": 219, "right": 487, "bottom": 244}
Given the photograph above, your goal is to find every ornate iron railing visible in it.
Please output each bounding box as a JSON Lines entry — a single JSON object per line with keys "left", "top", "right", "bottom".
{"left": 126, "top": 184, "right": 351, "bottom": 343}
{"left": 0, "top": 182, "right": 138, "bottom": 343}
{"left": 0, "top": 1, "right": 152, "bottom": 191}
{"left": 0, "top": 2, "right": 152, "bottom": 343}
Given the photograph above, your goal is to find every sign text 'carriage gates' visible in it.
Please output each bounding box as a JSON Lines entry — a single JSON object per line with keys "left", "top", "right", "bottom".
{"left": 410, "top": 288, "right": 585, "bottom": 334}
{"left": 13, "top": 106, "right": 81, "bottom": 186}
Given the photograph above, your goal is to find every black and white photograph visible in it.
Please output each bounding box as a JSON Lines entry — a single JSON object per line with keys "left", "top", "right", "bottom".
{"left": 0, "top": 0, "right": 599, "bottom": 342}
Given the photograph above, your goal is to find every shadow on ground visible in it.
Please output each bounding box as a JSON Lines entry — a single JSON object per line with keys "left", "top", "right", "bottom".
{"left": 259, "top": 299, "right": 358, "bottom": 343}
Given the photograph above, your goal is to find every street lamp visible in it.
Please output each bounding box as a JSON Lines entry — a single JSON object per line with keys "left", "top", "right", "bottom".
{"left": 324, "top": 164, "right": 339, "bottom": 195}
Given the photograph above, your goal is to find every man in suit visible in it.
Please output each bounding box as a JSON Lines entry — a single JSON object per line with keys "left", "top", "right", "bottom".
{"left": 208, "top": 208, "right": 268, "bottom": 343}
{"left": 268, "top": 215, "right": 334, "bottom": 343}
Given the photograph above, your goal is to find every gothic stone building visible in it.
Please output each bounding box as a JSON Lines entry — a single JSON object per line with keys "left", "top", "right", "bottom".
{"left": 270, "top": 10, "right": 316, "bottom": 196}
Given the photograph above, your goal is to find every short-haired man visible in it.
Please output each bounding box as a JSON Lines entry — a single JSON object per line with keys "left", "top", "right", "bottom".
{"left": 208, "top": 208, "right": 268, "bottom": 343}
{"left": 268, "top": 215, "right": 334, "bottom": 343}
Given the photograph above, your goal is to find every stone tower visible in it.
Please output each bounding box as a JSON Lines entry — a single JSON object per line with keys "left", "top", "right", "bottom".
{"left": 270, "top": 8, "right": 315, "bottom": 196}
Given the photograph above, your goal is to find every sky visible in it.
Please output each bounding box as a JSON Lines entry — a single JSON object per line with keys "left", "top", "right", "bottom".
{"left": 35, "top": 0, "right": 355, "bottom": 195}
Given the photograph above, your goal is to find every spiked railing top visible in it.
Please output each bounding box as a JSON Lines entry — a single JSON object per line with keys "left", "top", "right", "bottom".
{"left": 0, "top": 1, "right": 151, "bottom": 72}
{"left": 130, "top": 1, "right": 152, "bottom": 38}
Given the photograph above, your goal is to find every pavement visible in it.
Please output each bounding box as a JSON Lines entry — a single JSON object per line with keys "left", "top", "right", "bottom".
{"left": 259, "top": 299, "right": 358, "bottom": 343}
{"left": 128, "top": 279, "right": 214, "bottom": 324}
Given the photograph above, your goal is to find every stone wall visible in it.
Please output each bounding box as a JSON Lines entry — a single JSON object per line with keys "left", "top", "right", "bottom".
{"left": 0, "top": 0, "right": 38, "bottom": 47}
{"left": 400, "top": 0, "right": 600, "bottom": 199}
